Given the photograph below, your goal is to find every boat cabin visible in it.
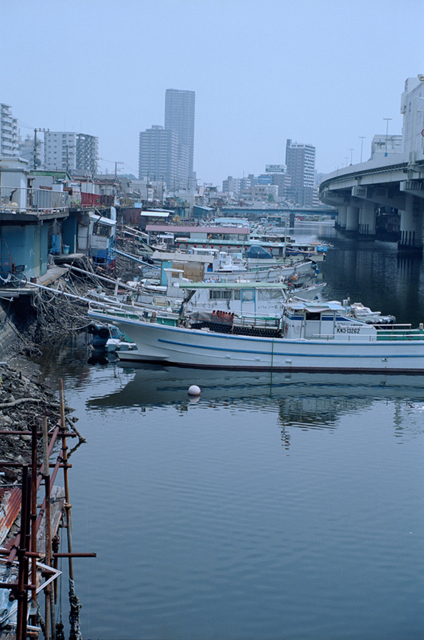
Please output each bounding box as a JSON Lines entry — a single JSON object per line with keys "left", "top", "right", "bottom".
{"left": 178, "top": 280, "right": 289, "bottom": 317}
{"left": 282, "top": 300, "right": 377, "bottom": 340}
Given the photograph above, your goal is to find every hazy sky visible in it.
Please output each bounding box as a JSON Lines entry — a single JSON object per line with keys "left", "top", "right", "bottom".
{"left": 2, "top": 0, "right": 423, "bottom": 185}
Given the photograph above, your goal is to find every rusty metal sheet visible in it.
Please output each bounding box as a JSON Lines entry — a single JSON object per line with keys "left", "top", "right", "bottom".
{"left": 0, "top": 488, "right": 21, "bottom": 546}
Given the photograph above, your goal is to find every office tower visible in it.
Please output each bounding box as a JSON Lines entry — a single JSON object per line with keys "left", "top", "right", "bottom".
{"left": 164, "top": 89, "right": 195, "bottom": 189}
{"left": 285, "top": 139, "right": 316, "bottom": 206}
{"left": 0, "top": 104, "right": 18, "bottom": 156}
{"left": 44, "top": 131, "right": 98, "bottom": 174}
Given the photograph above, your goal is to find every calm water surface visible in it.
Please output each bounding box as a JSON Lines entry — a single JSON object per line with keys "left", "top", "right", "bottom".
{"left": 38, "top": 224, "right": 424, "bottom": 640}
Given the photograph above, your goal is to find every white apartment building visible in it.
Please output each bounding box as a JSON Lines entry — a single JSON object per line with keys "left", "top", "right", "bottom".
{"left": 0, "top": 104, "right": 18, "bottom": 156}
{"left": 44, "top": 131, "right": 98, "bottom": 174}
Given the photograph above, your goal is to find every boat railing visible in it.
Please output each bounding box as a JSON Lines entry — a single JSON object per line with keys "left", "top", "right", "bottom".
{"left": 233, "top": 315, "right": 281, "bottom": 330}
{"left": 375, "top": 326, "right": 424, "bottom": 341}
{"left": 374, "top": 323, "right": 412, "bottom": 330}
{"left": 311, "top": 333, "right": 378, "bottom": 342}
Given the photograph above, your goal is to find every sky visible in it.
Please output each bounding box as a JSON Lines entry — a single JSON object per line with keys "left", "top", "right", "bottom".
{"left": 2, "top": 0, "right": 423, "bottom": 186}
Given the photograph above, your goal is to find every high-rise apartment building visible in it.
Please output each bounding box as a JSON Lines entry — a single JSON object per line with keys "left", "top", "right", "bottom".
{"left": 138, "top": 89, "right": 196, "bottom": 192}
{"left": 285, "top": 139, "right": 316, "bottom": 206}
{"left": 164, "top": 89, "right": 195, "bottom": 189}
{"left": 0, "top": 104, "right": 18, "bottom": 157}
{"left": 76, "top": 134, "right": 98, "bottom": 175}
{"left": 44, "top": 131, "right": 98, "bottom": 174}
{"left": 138, "top": 125, "right": 179, "bottom": 189}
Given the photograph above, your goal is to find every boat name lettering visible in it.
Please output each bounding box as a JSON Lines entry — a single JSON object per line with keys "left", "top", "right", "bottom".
{"left": 336, "top": 326, "right": 360, "bottom": 334}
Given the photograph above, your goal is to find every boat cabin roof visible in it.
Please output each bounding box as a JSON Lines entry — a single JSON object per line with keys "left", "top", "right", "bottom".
{"left": 178, "top": 281, "right": 288, "bottom": 290}
{"left": 286, "top": 300, "right": 345, "bottom": 313}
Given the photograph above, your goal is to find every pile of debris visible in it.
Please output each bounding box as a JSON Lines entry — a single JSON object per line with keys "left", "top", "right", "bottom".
{"left": 0, "top": 359, "right": 75, "bottom": 484}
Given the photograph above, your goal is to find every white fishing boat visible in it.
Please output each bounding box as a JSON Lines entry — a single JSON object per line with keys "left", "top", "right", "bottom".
{"left": 180, "top": 280, "right": 326, "bottom": 317}
{"left": 152, "top": 247, "right": 319, "bottom": 284}
{"left": 87, "top": 299, "right": 424, "bottom": 373}
{"left": 87, "top": 271, "right": 326, "bottom": 322}
{"left": 347, "top": 301, "right": 396, "bottom": 324}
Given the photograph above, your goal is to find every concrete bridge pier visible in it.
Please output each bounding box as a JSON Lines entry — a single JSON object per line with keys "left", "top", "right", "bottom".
{"left": 358, "top": 201, "right": 376, "bottom": 239}
{"left": 398, "top": 195, "right": 424, "bottom": 254}
{"left": 345, "top": 204, "right": 359, "bottom": 236}
{"left": 336, "top": 204, "right": 347, "bottom": 230}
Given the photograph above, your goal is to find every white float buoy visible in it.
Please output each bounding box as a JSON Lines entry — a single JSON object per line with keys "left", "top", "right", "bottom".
{"left": 188, "top": 384, "right": 201, "bottom": 396}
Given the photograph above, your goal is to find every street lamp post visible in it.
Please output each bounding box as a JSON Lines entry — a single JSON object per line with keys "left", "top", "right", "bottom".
{"left": 349, "top": 149, "right": 354, "bottom": 165}
{"left": 383, "top": 118, "right": 392, "bottom": 157}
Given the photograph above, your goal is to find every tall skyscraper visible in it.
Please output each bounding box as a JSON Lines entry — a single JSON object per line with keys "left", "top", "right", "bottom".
{"left": 285, "top": 139, "right": 315, "bottom": 206}
{"left": 164, "top": 89, "right": 195, "bottom": 189}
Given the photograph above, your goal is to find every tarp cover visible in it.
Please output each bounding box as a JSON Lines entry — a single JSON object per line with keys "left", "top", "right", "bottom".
{"left": 245, "top": 245, "right": 273, "bottom": 259}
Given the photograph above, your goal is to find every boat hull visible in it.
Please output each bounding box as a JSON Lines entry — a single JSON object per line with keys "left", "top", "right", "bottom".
{"left": 102, "top": 315, "right": 424, "bottom": 373}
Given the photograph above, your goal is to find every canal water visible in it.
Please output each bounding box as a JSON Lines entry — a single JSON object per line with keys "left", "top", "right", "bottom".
{"left": 36, "top": 223, "right": 424, "bottom": 640}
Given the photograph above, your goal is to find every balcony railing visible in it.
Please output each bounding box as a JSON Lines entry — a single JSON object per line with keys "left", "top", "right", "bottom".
{"left": 0, "top": 186, "right": 70, "bottom": 213}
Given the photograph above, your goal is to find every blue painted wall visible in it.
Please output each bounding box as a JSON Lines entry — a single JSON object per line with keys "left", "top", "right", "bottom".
{"left": 0, "top": 223, "right": 49, "bottom": 278}
{"left": 62, "top": 213, "right": 78, "bottom": 253}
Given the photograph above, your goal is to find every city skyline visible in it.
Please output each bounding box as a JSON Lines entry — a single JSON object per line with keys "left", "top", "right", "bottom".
{"left": 0, "top": 0, "right": 422, "bottom": 186}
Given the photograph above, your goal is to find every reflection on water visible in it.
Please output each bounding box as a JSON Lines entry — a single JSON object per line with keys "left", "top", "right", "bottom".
{"left": 44, "top": 350, "right": 424, "bottom": 640}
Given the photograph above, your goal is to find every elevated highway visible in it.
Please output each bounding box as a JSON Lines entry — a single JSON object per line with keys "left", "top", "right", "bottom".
{"left": 219, "top": 206, "right": 336, "bottom": 218}
{"left": 319, "top": 153, "right": 424, "bottom": 252}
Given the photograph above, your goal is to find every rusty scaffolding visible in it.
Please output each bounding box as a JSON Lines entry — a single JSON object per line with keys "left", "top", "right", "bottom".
{"left": 0, "top": 379, "right": 95, "bottom": 640}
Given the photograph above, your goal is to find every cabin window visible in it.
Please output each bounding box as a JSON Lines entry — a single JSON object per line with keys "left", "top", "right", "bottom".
{"left": 242, "top": 289, "right": 254, "bottom": 302}
{"left": 209, "top": 290, "right": 232, "bottom": 300}
{"left": 305, "top": 312, "right": 321, "bottom": 321}
{"left": 93, "top": 223, "right": 110, "bottom": 237}
{"left": 258, "top": 289, "right": 282, "bottom": 301}
{"left": 234, "top": 290, "right": 241, "bottom": 300}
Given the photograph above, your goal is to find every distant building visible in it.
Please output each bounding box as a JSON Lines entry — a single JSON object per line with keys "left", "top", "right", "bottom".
{"left": 138, "top": 125, "right": 180, "bottom": 190}
{"left": 0, "top": 104, "right": 18, "bottom": 157}
{"left": 44, "top": 131, "right": 98, "bottom": 175}
{"left": 222, "top": 176, "right": 241, "bottom": 195}
{"left": 139, "top": 89, "right": 196, "bottom": 192}
{"left": 165, "top": 89, "right": 195, "bottom": 190}
{"left": 251, "top": 184, "right": 279, "bottom": 201}
{"left": 18, "top": 134, "right": 44, "bottom": 169}
{"left": 285, "top": 139, "right": 316, "bottom": 206}
{"left": 76, "top": 134, "right": 98, "bottom": 175}
{"left": 264, "top": 165, "right": 289, "bottom": 199}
